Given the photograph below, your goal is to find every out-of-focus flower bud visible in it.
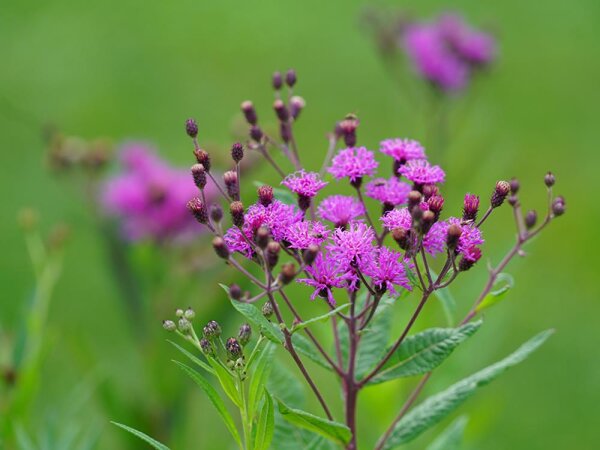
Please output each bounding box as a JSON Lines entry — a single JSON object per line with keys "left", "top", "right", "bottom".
{"left": 458, "top": 249, "right": 482, "bottom": 271}
{"left": 266, "top": 241, "right": 280, "bottom": 269}
{"left": 491, "top": 181, "right": 510, "bottom": 208}
{"left": 229, "top": 284, "right": 242, "bottom": 300}
{"left": 184, "top": 307, "right": 195, "bottom": 320}
{"left": 226, "top": 337, "right": 243, "bottom": 360}
{"left": 446, "top": 224, "right": 462, "bottom": 251}
{"left": 509, "top": 177, "right": 520, "bottom": 194}
{"left": 280, "top": 262, "right": 297, "bottom": 285}
{"left": 255, "top": 226, "right": 271, "bottom": 250}
{"left": 258, "top": 185, "right": 274, "bottom": 206}
{"left": 285, "top": 69, "right": 297, "bottom": 87}
{"left": 303, "top": 244, "right": 319, "bottom": 265}
{"left": 262, "top": 301, "right": 274, "bottom": 318}
{"left": 185, "top": 118, "right": 198, "bottom": 138}
{"left": 273, "top": 99, "right": 289, "bottom": 122}
{"left": 191, "top": 164, "right": 207, "bottom": 189}
{"left": 162, "top": 320, "right": 176, "bottom": 331}
{"left": 187, "top": 197, "right": 208, "bottom": 224}
{"left": 230, "top": 201, "right": 245, "bottom": 227}
{"left": 241, "top": 101, "right": 258, "bottom": 125}
{"left": 210, "top": 204, "right": 223, "bottom": 224}
{"left": 231, "top": 142, "right": 244, "bottom": 163}
{"left": 238, "top": 324, "right": 252, "bottom": 346}
{"left": 544, "top": 172, "right": 556, "bottom": 187}
{"left": 462, "top": 194, "right": 479, "bottom": 222}
{"left": 212, "top": 237, "right": 230, "bottom": 259}
{"left": 178, "top": 318, "right": 191, "bottom": 332}
{"left": 272, "top": 71, "right": 283, "bottom": 90}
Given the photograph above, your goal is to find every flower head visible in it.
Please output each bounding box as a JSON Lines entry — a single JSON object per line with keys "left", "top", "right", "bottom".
{"left": 363, "top": 247, "right": 412, "bottom": 296}
{"left": 447, "top": 217, "right": 484, "bottom": 261}
{"left": 379, "top": 138, "right": 426, "bottom": 163}
{"left": 398, "top": 159, "right": 445, "bottom": 185}
{"left": 365, "top": 177, "right": 412, "bottom": 206}
{"left": 297, "top": 253, "right": 347, "bottom": 305}
{"left": 328, "top": 147, "right": 379, "bottom": 184}
{"left": 285, "top": 220, "right": 330, "bottom": 249}
{"left": 281, "top": 170, "right": 328, "bottom": 198}
{"left": 317, "top": 195, "right": 365, "bottom": 228}
{"left": 327, "top": 222, "right": 376, "bottom": 270}
{"left": 381, "top": 208, "right": 412, "bottom": 231}
{"left": 438, "top": 14, "right": 496, "bottom": 66}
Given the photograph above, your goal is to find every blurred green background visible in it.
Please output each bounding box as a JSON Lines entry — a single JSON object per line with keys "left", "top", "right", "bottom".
{"left": 1, "top": 0, "right": 598, "bottom": 448}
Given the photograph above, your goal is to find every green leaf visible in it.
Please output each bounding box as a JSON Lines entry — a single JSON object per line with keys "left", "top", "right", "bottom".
{"left": 167, "top": 340, "right": 214, "bottom": 375}
{"left": 292, "top": 333, "right": 332, "bottom": 370}
{"left": 268, "top": 361, "right": 304, "bottom": 407}
{"left": 173, "top": 361, "right": 242, "bottom": 448}
{"left": 227, "top": 294, "right": 284, "bottom": 344}
{"left": 208, "top": 357, "right": 243, "bottom": 407}
{"left": 111, "top": 422, "right": 171, "bottom": 450}
{"left": 368, "top": 321, "right": 482, "bottom": 385}
{"left": 426, "top": 416, "right": 468, "bottom": 450}
{"left": 476, "top": 273, "right": 515, "bottom": 313}
{"left": 276, "top": 399, "right": 352, "bottom": 446}
{"left": 381, "top": 329, "right": 553, "bottom": 449}
{"left": 291, "top": 303, "right": 350, "bottom": 334}
{"left": 254, "top": 391, "right": 275, "bottom": 450}
{"left": 356, "top": 297, "right": 394, "bottom": 378}
{"left": 249, "top": 342, "right": 275, "bottom": 419}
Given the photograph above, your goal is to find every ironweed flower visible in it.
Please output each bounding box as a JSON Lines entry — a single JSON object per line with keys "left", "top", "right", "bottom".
{"left": 379, "top": 138, "right": 426, "bottom": 163}
{"left": 317, "top": 195, "right": 365, "bottom": 228}
{"left": 398, "top": 159, "right": 445, "bottom": 185}
{"left": 297, "top": 253, "right": 347, "bottom": 306}
{"left": 328, "top": 147, "right": 379, "bottom": 185}
{"left": 365, "top": 177, "right": 412, "bottom": 207}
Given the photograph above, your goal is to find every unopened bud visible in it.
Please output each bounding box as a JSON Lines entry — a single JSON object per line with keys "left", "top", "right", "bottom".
{"left": 258, "top": 185, "right": 274, "bottom": 206}
{"left": 280, "top": 262, "right": 297, "bottom": 285}
{"left": 187, "top": 197, "right": 208, "bottom": 224}
{"left": 229, "top": 284, "right": 242, "bottom": 300}
{"left": 175, "top": 308, "right": 184, "bottom": 318}
{"left": 290, "top": 96, "right": 306, "bottom": 119}
{"left": 462, "top": 194, "right": 480, "bottom": 222}
{"left": 491, "top": 181, "right": 510, "bottom": 208}
{"left": 193, "top": 149, "right": 211, "bottom": 172}
{"left": 199, "top": 338, "right": 214, "bottom": 356}
{"left": 203, "top": 320, "right": 222, "bottom": 338}
{"left": 212, "top": 237, "right": 230, "bottom": 259}
{"left": 422, "top": 184, "right": 439, "bottom": 200}
{"left": 241, "top": 101, "right": 258, "bottom": 125}
{"left": 255, "top": 226, "right": 271, "bottom": 250}
{"left": 509, "top": 177, "right": 520, "bottom": 194}
{"left": 210, "top": 204, "right": 223, "bottom": 223}
{"left": 178, "top": 318, "right": 191, "bottom": 332}
{"left": 458, "top": 249, "right": 482, "bottom": 271}
{"left": 407, "top": 190, "right": 422, "bottom": 211}
{"left": 272, "top": 71, "right": 283, "bottom": 90}
{"left": 508, "top": 195, "right": 519, "bottom": 206}
{"left": 266, "top": 241, "right": 280, "bottom": 269}
{"left": 162, "top": 320, "right": 176, "bottom": 331}
{"left": 446, "top": 224, "right": 462, "bottom": 251}
{"left": 185, "top": 118, "right": 198, "bottom": 138}
{"left": 339, "top": 114, "right": 359, "bottom": 147}
{"left": 525, "top": 210, "right": 537, "bottom": 229}
{"left": 273, "top": 99, "right": 289, "bottom": 122}
{"left": 552, "top": 197, "right": 565, "bottom": 216}
{"left": 303, "top": 244, "right": 319, "bottom": 265}
{"left": 392, "top": 228, "right": 410, "bottom": 250}
{"left": 191, "top": 164, "right": 207, "bottom": 189}
{"left": 250, "top": 125, "right": 263, "bottom": 142}
{"left": 427, "top": 195, "right": 444, "bottom": 220}
{"left": 262, "top": 301, "right": 274, "bottom": 318}
{"left": 224, "top": 171, "right": 239, "bottom": 199}
{"left": 421, "top": 211, "right": 435, "bottom": 234}
{"left": 231, "top": 142, "right": 244, "bottom": 163}
{"left": 184, "top": 307, "right": 195, "bottom": 320}
{"left": 544, "top": 172, "right": 555, "bottom": 187}
{"left": 238, "top": 324, "right": 252, "bottom": 346}
{"left": 226, "top": 337, "right": 243, "bottom": 360}
{"left": 230, "top": 201, "right": 245, "bottom": 227}
{"left": 285, "top": 69, "right": 297, "bottom": 87}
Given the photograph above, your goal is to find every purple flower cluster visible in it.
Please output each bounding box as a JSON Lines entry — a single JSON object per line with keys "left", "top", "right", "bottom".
{"left": 328, "top": 147, "right": 379, "bottom": 184}
{"left": 403, "top": 13, "right": 496, "bottom": 91}
{"left": 101, "top": 143, "right": 217, "bottom": 242}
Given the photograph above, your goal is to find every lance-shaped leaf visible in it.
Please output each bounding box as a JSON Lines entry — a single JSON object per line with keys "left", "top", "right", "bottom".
{"left": 173, "top": 361, "right": 242, "bottom": 448}
{"left": 111, "top": 422, "right": 171, "bottom": 450}
{"left": 291, "top": 333, "right": 332, "bottom": 370}
{"left": 427, "top": 416, "right": 468, "bottom": 450}
{"left": 276, "top": 399, "right": 352, "bottom": 446}
{"left": 380, "top": 329, "right": 553, "bottom": 449}
{"left": 254, "top": 391, "right": 275, "bottom": 450}
{"left": 476, "top": 273, "right": 514, "bottom": 313}
{"left": 367, "top": 321, "right": 482, "bottom": 385}
{"left": 290, "top": 303, "right": 350, "bottom": 334}
{"left": 167, "top": 340, "right": 214, "bottom": 375}
{"left": 249, "top": 342, "right": 275, "bottom": 419}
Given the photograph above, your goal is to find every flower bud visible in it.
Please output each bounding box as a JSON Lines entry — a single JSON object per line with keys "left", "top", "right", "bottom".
{"left": 185, "top": 118, "right": 198, "bottom": 138}
{"left": 525, "top": 210, "right": 537, "bottom": 229}
{"left": 272, "top": 71, "right": 283, "bottom": 90}
{"left": 241, "top": 100, "right": 257, "bottom": 125}
{"left": 285, "top": 69, "right": 297, "bottom": 87}
{"left": 427, "top": 195, "right": 444, "bottom": 220}
{"left": 462, "top": 194, "right": 480, "bottom": 222}
{"left": 187, "top": 197, "right": 208, "bottom": 224}
{"left": 212, "top": 236, "right": 230, "bottom": 259}
{"left": 552, "top": 197, "right": 565, "bottom": 216}
{"left": 262, "top": 301, "right": 274, "bottom": 318}
{"left": 193, "top": 148, "right": 211, "bottom": 172}
{"left": 226, "top": 337, "right": 243, "bottom": 360}
{"left": 250, "top": 125, "right": 263, "bottom": 142}
{"left": 229, "top": 284, "right": 242, "bottom": 300}
{"left": 184, "top": 307, "right": 195, "bottom": 320}
{"left": 339, "top": 114, "right": 359, "bottom": 147}
{"left": 162, "top": 320, "right": 176, "bottom": 331}
{"left": 279, "top": 262, "right": 297, "bottom": 285}
{"left": 458, "top": 249, "right": 482, "bottom": 271}
{"left": 392, "top": 228, "right": 410, "bottom": 250}
{"left": 280, "top": 122, "right": 291, "bottom": 143}
{"left": 290, "top": 96, "right": 305, "bottom": 119}
{"left": 210, "top": 204, "right": 223, "bottom": 223}
{"left": 230, "top": 201, "right": 245, "bottom": 227}
{"left": 255, "top": 226, "right": 271, "bottom": 250}
{"left": 421, "top": 210, "right": 435, "bottom": 234}
{"left": 544, "top": 171, "right": 555, "bottom": 187}
{"left": 224, "top": 171, "right": 239, "bottom": 199}
{"left": 199, "top": 338, "right": 214, "bottom": 357}
{"left": 191, "top": 164, "right": 207, "bottom": 189}
{"left": 258, "top": 185, "right": 274, "bottom": 206}
{"left": 446, "top": 224, "right": 462, "bottom": 251}
{"left": 491, "top": 181, "right": 510, "bottom": 208}
{"left": 407, "top": 190, "right": 422, "bottom": 211}
{"left": 422, "top": 184, "right": 439, "bottom": 200}
{"left": 175, "top": 308, "right": 184, "bottom": 318}
{"left": 238, "top": 324, "right": 252, "bottom": 346}
{"left": 203, "top": 320, "right": 222, "bottom": 338}
{"left": 273, "top": 99, "right": 289, "bottom": 122}
{"left": 178, "top": 318, "right": 191, "bottom": 332}
{"left": 231, "top": 142, "right": 244, "bottom": 163}
{"left": 266, "top": 241, "right": 280, "bottom": 269}
{"left": 303, "top": 244, "right": 319, "bottom": 265}
{"left": 509, "top": 177, "right": 520, "bottom": 194}
{"left": 508, "top": 195, "right": 518, "bottom": 207}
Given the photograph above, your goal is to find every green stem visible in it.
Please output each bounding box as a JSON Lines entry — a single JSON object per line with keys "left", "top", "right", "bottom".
{"left": 239, "top": 375, "right": 252, "bottom": 450}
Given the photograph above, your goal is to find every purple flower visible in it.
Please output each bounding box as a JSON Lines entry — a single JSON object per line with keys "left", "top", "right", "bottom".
{"left": 281, "top": 170, "right": 328, "bottom": 198}
{"left": 363, "top": 247, "right": 412, "bottom": 296}
{"left": 327, "top": 222, "right": 376, "bottom": 270}
{"left": 365, "top": 177, "right": 412, "bottom": 206}
{"left": 285, "top": 220, "right": 330, "bottom": 249}
{"left": 101, "top": 143, "right": 217, "bottom": 242}
{"left": 398, "top": 159, "right": 445, "bottom": 185}
{"left": 317, "top": 195, "right": 365, "bottom": 228}
{"left": 297, "top": 253, "right": 347, "bottom": 305}
{"left": 380, "top": 138, "right": 426, "bottom": 163}
{"left": 447, "top": 217, "right": 484, "bottom": 261}
{"left": 438, "top": 14, "right": 496, "bottom": 66}
{"left": 328, "top": 147, "right": 379, "bottom": 183}
{"left": 381, "top": 207, "right": 446, "bottom": 256}
{"left": 381, "top": 208, "right": 413, "bottom": 231}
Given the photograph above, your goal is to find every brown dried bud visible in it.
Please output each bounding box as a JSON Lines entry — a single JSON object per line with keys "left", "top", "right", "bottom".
{"left": 231, "top": 142, "right": 244, "bottom": 163}
{"left": 280, "top": 262, "right": 297, "bottom": 285}
{"left": 408, "top": 190, "right": 422, "bottom": 211}
{"left": 191, "top": 164, "right": 207, "bottom": 189}
{"left": 230, "top": 201, "right": 245, "bottom": 227}
{"left": 255, "top": 226, "right": 271, "bottom": 250}
{"left": 266, "top": 241, "right": 280, "bottom": 269}
{"left": 422, "top": 184, "right": 439, "bottom": 200}
{"left": 421, "top": 211, "right": 435, "bottom": 234}
{"left": 193, "top": 149, "right": 211, "bottom": 172}
{"left": 392, "top": 227, "right": 410, "bottom": 250}
{"left": 187, "top": 197, "right": 208, "bottom": 224}
{"left": 446, "top": 224, "right": 462, "bottom": 251}
{"left": 212, "top": 237, "right": 230, "bottom": 259}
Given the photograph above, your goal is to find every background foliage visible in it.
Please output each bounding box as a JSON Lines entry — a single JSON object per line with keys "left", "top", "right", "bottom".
{"left": 1, "top": 0, "right": 597, "bottom": 448}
